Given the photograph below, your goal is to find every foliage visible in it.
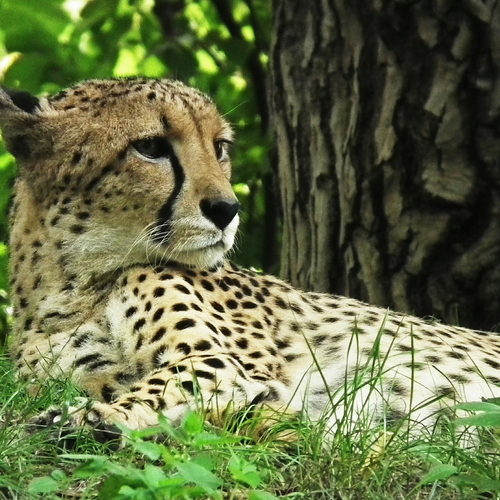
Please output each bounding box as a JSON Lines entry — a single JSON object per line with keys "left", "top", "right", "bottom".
{"left": 28, "top": 413, "right": 279, "bottom": 499}
{"left": 0, "top": 0, "right": 273, "bottom": 344}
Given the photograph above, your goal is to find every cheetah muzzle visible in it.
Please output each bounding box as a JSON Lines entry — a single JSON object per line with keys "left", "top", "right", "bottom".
{"left": 2, "top": 78, "right": 500, "bottom": 447}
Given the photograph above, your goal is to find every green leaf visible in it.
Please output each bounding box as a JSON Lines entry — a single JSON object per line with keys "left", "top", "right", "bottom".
{"left": 133, "top": 440, "right": 163, "bottom": 461}
{"left": 456, "top": 412, "right": 500, "bottom": 427}
{"left": 182, "top": 411, "right": 204, "bottom": 435}
{"left": 219, "top": 38, "right": 252, "bottom": 65}
{"left": 228, "top": 455, "right": 262, "bottom": 488}
{"left": 74, "top": 460, "right": 108, "bottom": 478}
{"left": 455, "top": 402, "right": 500, "bottom": 412}
{"left": 28, "top": 476, "right": 60, "bottom": 494}
{"left": 73, "top": 457, "right": 127, "bottom": 479}
{"left": 451, "top": 473, "right": 500, "bottom": 493}
{"left": 176, "top": 461, "right": 222, "bottom": 493}
{"left": 80, "top": 0, "right": 120, "bottom": 25}
{"left": 481, "top": 396, "right": 500, "bottom": 406}
{"left": 51, "top": 469, "right": 67, "bottom": 481}
{"left": 419, "top": 464, "right": 458, "bottom": 485}
{"left": 99, "top": 475, "right": 137, "bottom": 499}
{"left": 249, "top": 491, "right": 280, "bottom": 500}
{"left": 143, "top": 464, "right": 166, "bottom": 488}
{"left": 191, "top": 452, "right": 214, "bottom": 470}
{"left": 191, "top": 431, "right": 241, "bottom": 447}
{"left": 454, "top": 401, "right": 500, "bottom": 426}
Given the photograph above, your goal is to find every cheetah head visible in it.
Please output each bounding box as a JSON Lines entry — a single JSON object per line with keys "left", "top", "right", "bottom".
{"left": 0, "top": 79, "right": 240, "bottom": 278}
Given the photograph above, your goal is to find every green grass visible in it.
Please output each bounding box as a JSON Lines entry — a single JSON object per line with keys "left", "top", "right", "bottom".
{"left": 1, "top": 353, "right": 500, "bottom": 500}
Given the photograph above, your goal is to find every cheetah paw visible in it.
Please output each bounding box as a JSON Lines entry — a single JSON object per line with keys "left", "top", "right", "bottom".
{"left": 28, "top": 399, "right": 121, "bottom": 449}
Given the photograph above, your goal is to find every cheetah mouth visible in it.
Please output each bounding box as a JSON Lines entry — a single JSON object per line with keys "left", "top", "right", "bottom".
{"left": 155, "top": 237, "right": 229, "bottom": 269}
{"left": 207, "top": 239, "right": 226, "bottom": 249}
{"left": 184, "top": 239, "right": 226, "bottom": 253}
{"left": 154, "top": 236, "right": 228, "bottom": 257}
{"left": 148, "top": 219, "right": 237, "bottom": 267}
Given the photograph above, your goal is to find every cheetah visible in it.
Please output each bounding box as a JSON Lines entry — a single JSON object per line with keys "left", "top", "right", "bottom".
{"left": 1, "top": 78, "right": 500, "bottom": 442}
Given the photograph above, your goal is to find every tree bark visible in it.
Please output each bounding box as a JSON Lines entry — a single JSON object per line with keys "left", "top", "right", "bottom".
{"left": 270, "top": 0, "right": 500, "bottom": 331}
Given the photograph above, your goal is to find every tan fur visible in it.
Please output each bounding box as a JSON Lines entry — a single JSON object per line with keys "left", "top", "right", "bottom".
{"left": 2, "top": 78, "right": 500, "bottom": 441}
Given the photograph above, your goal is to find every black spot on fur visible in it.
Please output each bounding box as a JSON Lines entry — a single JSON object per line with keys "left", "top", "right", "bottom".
{"left": 274, "top": 297, "right": 288, "bottom": 309}
{"left": 169, "top": 364, "right": 187, "bottom": 373}
{"left": 74, "top": 353, "right": 102, "bottom": 367}
{"left": 174, "top": 284, "right": 190, "bottom": 294}
{"left": 242, "top": 301, "right": 257, "bottom": 309}
{"left": 201, "top": 280, "right": 214, "bottom": 291}
{"left": 205, "top": 321, "right": 218, "bottom": 333}
{"left": 151, "top": 327, "right": 167, "bottom": 342}
{"left": 148, "top": 378, "right": 166, "bottom": 386}
{"left": 194, "top": 370, "right": 215, "bottom": 380}
{"left": 134, "top": 318, "right": 146, "bottom": 331}
{"left": 484, "top": 358, "right": 500, "bottom": 370}
{"left": 276, "top": 339, "right": 290, "bottom": 349}
{"left": 125, "top": 306, "right": 137, "bottom": 318}
{"left": 176, "top": 342, "right": 191, "bottom": 355}
{"left": 135, "top": 334, "right": 143, "bottom": 350}
{"left": 391, "top": 381, "right": 407, "bottom": 396}
{"left": 175, "top": 318, "right": 195, "bottom": 330}
{"left": 70, "top": 224, "right": 85, "bottom": 234}
{"left": 195, "top": 340, "right": 212, "bottom": 351}
{"left": 448, "top": 351, "right": 465, "bottom": 360}
{"left": 153, "top": 308, "right": 164, "bottom": 322}
{"left": 204, "top": 358, "right": 225, "bottom": 369}
{"left": 425, "top": 355, "right": 441, "bottom": 363}
{"left": 72, "top": 332, "right": 90, "bottom": 348}
{"left": 181, "top": 380, "right": 195, "bottom": 394}
{"left": 235, "top": 338, "right": 248, "bottom": 349}
{"left": 172, "top": 303, "right": 188, "bottom": 311}
{"left": 101, "top": 385, "right": 117, "bottom": 403}
{"left": 220, "top": 326, "right": 232, "bottom": 337}
{"left": 211, "top": 301, "right": 224, "bottom": 313}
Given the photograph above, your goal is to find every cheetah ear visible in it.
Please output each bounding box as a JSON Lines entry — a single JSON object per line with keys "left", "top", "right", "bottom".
{"left": 0, "top": 87, "right": 41, "bottom": 114}
{"left": 0, "top": 86, "right": 50, "bottom": 161}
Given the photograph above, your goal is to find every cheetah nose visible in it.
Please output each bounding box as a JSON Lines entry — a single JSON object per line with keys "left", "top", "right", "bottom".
{"left": 200, "top": 198, "right": 240, "bottom": 230}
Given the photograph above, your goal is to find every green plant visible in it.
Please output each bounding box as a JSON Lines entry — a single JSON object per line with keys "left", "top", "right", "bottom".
{"left": 27, "top": 412, "right": 279, "bottom": 499}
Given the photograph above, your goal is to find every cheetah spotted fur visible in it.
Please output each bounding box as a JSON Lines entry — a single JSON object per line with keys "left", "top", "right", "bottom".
{"left": 1, "top": 78, "right": 500, "bottom": 441}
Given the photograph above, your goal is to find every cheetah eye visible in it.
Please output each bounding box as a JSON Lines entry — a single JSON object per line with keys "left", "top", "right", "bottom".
{"left": 133, "top": 137, "right": 172, "bottom": 160}
{"left": 214, "top": 139, "right": 231, "bottom": 162}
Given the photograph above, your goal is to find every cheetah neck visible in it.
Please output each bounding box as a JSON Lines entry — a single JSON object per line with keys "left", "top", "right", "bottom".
{"left": 9, "top": 181, "right": 110, "bottom": 337}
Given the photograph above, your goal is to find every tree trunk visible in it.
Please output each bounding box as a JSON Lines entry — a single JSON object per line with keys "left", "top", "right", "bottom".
{"left": 270, "top": 0, "right": 500, "bottom": 331}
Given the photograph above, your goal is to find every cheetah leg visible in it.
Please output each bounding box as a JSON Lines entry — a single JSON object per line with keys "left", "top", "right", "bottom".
{"left": 33, "top": 354, "right": 271, "bottom": 443}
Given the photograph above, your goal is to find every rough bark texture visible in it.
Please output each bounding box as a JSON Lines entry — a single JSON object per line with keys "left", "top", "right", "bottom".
{"left": 271, "top": 0, "right": 500, "bottom": 331}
